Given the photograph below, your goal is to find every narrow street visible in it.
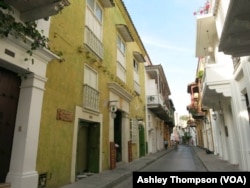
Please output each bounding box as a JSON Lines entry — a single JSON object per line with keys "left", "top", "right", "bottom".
{"left": 60, "top": 145, "right": 242, "bottom": 188}
{"left": 113, "top": 145, "right": 207, "bottom": 188}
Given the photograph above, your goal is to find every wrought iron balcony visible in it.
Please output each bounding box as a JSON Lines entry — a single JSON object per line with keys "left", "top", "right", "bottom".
{"left": 83, "top": 84, "right": 100, "bottom": 112}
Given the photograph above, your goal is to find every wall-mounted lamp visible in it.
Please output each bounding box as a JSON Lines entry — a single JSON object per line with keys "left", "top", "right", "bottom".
{"left": 212, "top": 112, "right": 217, "bottom": 120}
{"left": 108, "top": 100, "right": 118, "bottom": 119}
{"left": 111, "top": 112, "right": 117, "bottom": 119}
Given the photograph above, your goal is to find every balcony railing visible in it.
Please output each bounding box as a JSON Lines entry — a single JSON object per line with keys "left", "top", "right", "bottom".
{"left": 84, "top": 26, "right": 103, "bottom": 60}
{"left": 83, "top": 84, "right": 100, "bottom": 112}
{"left": 147, "top": 95, "right": 173, "bottom": 123}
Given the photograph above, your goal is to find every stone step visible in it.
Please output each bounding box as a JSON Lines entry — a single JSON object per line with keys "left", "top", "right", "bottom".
{"left": 0, "top": 183, "right": 11, "bottom": 188}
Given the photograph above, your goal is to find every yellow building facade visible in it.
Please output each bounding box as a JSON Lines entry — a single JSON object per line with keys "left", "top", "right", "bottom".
{"left": 36, "top": 0, "right": 148, "bottom": 187}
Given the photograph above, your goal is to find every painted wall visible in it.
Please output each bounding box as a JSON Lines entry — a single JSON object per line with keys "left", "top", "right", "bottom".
{"left": 36, "top": 0, "right": 147, "bottom": 187}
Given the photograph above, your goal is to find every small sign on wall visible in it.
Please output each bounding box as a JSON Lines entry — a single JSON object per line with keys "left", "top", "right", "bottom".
{"left": 130, "top": 119, "right": 138, "bottom": 143}
{"left": 56, "top": 108, "right": 73, "bottom": 122}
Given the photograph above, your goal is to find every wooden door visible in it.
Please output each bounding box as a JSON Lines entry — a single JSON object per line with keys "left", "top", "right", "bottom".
{"left": 0, "top": 67, "right": 20, "bottom": 182}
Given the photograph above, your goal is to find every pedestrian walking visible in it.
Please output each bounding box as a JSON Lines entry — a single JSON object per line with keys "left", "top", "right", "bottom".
{"left": 170, "top": 132, "right": 175, "bottom": 147}
{"left": 164, "top": 140, "right": 168, "bottom": 149}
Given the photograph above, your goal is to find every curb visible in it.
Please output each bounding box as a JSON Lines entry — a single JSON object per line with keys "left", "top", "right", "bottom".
{"left": 191, "top": 146, "right": 209, "bottom": 171}
{"left": 103, "top": 149, "right": 173, "bottom": 188}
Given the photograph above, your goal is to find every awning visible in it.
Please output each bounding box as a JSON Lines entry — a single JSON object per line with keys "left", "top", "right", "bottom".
{"left": 219, "top": 0, "right": 250, "bottom": 56}
{"left": 100, "top": 0, "right": 115, "bottom": 8}
{"left": 201, "top": 63, "right": 233, "bottom": 109}
{"left": 116, "top": 24, "right": 134, "bottom": 42}
{"left": 133, "top": 52, "right": 145, "bottom": 63}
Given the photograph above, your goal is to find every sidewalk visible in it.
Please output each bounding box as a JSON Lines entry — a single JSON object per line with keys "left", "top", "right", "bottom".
{"left": 192, "top": 146, "right": 240, "bottom": 171}
{"left": 61, "top": 146, "right": 240, "bottom": 188}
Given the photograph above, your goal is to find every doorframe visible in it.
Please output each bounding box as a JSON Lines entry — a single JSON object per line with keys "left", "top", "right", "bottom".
{"left": 70, "top": 106, "right": 102, "bottom": 183}
{"left": 0, "top": 67, "right": 21, "bottom": 183}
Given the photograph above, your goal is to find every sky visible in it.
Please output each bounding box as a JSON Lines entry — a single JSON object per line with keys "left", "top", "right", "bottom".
{"left": 123, "top": 0, "right": 207, "bottom": 117}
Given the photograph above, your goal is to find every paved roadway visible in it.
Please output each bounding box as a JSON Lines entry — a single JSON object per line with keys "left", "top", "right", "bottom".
{"left": 113, "top": 144, "right": 207, "bottom": 188}
{"left": 61, "top": 144, "right": 241, "bottom": 188}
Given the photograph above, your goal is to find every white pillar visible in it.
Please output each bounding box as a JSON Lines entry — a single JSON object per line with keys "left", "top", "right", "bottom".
{"left": 6, "top": 74, "right": 46, "bottom": 188}
{"left": 121, "top": 112, "right": 129, "bottom": 162}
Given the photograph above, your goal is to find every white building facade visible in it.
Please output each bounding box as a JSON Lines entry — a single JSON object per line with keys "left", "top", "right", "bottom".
{"left": 195, "top": 0, "right": 250, "bottom": 171}
{"left": 145, "top": 62, "right": 174, "bottom": 154}
{"left": 0, "top": 1, "right": 70, "bottom": 188}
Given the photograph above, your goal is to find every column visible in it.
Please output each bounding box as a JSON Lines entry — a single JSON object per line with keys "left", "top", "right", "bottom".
{"left": 6, "top": 74, "right": 47, "bottom": 188}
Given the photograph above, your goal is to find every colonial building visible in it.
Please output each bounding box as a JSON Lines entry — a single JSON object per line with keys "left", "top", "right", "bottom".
{"left": 145, "top": 64, "right": 175, "bottom": 153}
{"left": 0, "top": 1, "right": 176, "bottom": 187}
{"left": 37, "top": 0, "right": 149, "bottom": 187}
{"left": 0, "top": 1, "right": 70, "bottom": 188}
{"left": 0, "top": 0, "right": 150, "bottom": 187}
{"left": 191, "top": 0, "right": 250, "bottom": 171}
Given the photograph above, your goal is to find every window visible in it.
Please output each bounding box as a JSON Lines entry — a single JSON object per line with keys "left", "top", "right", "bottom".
{"left": 87, "top": 0, "right": 103, "bottom": 22}
{"left": 117, "top": 35, "right": 125, "bottom": 54}
{"left": 85, "top": 0, "right": 104, "bottom": 59}
{"left": 84, "top": 65, "right": 98, "bottom": 89}
{"left": 87, "top": 0, "right": 95, "bottom": 9}
{"left": 95, "top": 3, "right": 102, "bottom": 22}
{"left": 133, "top": 59, "right": 138, "bottom": 73}
{"left": 133, "top": 58, "right": 140, "bottom": 94}
{"left": 245, "top": 93, "right": 250, "bottom": 123}
{"left": 148, "top": 114, "right": 152, "bottom": 128}
{"left": 83, "top": 65, "right": 99, "bottom": 111}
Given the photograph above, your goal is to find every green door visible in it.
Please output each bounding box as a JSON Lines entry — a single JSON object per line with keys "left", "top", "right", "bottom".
{"left": 88, "top": 123, "right": 100, "bottom": 172}
{"left": 76, "top": 122, "right": 100, "bottom": 176}
{"left": 139, "top": 126, "right": 145, "bottom": 157}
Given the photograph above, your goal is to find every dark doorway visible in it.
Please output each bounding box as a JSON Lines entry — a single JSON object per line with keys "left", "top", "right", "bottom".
{"left": 114, "top": 110, "right": 122, "bottom": 162}
{"left": 76, "top": 121, "right": 100, "bottom": 179}
{"left": 0, "top": 67, "right": 20, "bottom": 182}
{"left": 139, "top": 125, "right": 146, "bottom": 157}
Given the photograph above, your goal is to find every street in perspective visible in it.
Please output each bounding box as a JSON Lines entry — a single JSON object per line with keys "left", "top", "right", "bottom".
{"left": 1, "top": 1, "right": 250, "bottom": 188}
{"left": 61, "top": 144, "right": 244, "bottom": 188}
{"left": 113, "top": 144, "right": 207, "bottom": 188}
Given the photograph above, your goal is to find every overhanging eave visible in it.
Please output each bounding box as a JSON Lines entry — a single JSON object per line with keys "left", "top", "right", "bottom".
{"left": 219, "top": 0, "right": 250, "bottom": 56}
